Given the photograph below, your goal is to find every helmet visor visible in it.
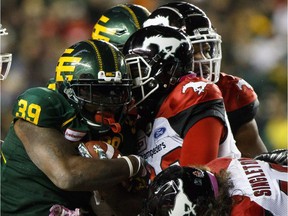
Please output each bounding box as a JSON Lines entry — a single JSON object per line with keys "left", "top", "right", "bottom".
{"left": 71, "top": 83, "right": 131, "bottom": 106}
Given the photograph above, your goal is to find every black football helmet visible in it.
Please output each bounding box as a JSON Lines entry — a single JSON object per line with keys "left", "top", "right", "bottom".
{"left": 141, "top": 165, "right": 219, "bottom": 216}
{"left": 0, "top": 24, "right": 12, "bottom": 80}
{"left": 91, "top": 4, "right": 150, "bottom": 51}
{"left": 144, "top": 2, "right": 222, "bottom": 83}
{"left": 55, "top": 39, "right": 132, "bottom": 133}
{"left": 122, "top": 25, "right": 193, "bottom": 112}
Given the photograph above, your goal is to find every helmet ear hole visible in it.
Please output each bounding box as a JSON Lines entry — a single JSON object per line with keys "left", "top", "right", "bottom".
{"left": 148, "top": 79, "right": 157, "bottom": 89}
{"left": 169, "top": 77, "right": 178, "bottom": 86}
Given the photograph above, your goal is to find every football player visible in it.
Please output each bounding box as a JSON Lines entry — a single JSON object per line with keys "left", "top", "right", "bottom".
{"left": 141, "top": 157, "right": 288, "bottom": 216}
{"left": 123, "top": 25, "right": 241, "bottom": 180}
{"left": 0, "top": 24, "right": 12, "bottom": 80}
{"left": 1, "top": 39, "right": 147, "bottom": 215}
{"left": 143, "top": 1, "right": 268, "bottom": 158}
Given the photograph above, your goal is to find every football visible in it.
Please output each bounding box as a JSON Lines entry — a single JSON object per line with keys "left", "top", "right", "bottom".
{"left": 84, "top": 140, "right": 122, "bottom": 159}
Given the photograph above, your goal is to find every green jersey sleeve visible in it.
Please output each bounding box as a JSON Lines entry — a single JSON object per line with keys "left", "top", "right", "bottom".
{"left": 12, "top": 87, "right": 79, "bottom": 131}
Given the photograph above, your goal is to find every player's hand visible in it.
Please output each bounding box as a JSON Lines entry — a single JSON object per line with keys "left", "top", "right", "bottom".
{"left": 78, "top": 141, "right": 121, "bottom": 159}
{"left": 121, "top": 155, "right": 152, "bottom": 193}
{"left": 254, "top": 149, "right": 288, "bottom": 165}
{"left": 121, "top": 155, "right": 151, "bottom": 178}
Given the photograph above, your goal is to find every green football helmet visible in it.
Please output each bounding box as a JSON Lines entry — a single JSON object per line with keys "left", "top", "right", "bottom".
{"left": 55, "top": 39, "right": 133, "bottom": 133}
{"left": 91, "top": 4, "right": 150, "bottom": 51}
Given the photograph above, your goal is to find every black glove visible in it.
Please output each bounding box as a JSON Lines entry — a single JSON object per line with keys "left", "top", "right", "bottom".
{"left": 254, "top": 149, "right": 288, "bottom": 165}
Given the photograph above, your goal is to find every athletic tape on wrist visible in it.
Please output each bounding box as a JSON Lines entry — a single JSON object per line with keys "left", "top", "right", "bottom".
{"left": 132, "top": 155, "right": 141, "bottom": 174}
{"left": 121, "top": 156, "right": 133, "bottom": 178}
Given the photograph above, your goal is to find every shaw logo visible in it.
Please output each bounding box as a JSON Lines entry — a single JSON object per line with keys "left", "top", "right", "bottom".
{"left": 154, "top": 127, "right": 166, "bottom": 138}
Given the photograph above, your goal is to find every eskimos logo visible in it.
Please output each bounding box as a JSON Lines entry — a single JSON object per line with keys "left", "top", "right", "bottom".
{"left": 55, "top": 48, "right": 82, "bottom": 82}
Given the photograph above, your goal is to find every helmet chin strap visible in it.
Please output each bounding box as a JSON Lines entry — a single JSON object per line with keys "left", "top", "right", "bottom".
{"left": 94, "top": 113, "right": 122, "bottom": 133}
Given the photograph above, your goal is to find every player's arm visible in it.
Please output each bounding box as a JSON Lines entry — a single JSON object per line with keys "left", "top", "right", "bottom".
{"left": 179, "top": 117, "right": 225, "bottom": 166}
{"left": 234, "top": 119, "right": 267, "bottom": 158}
{"left": 14, "top": 118, "right": 143, "bottom": 191}
{"left": 254, "top": 149, "right": 287, "bottom": 165}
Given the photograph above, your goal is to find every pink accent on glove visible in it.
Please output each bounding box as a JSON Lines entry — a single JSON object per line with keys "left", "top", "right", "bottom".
{"left": 49, "top": 204, "right": 81, "bottom": 216}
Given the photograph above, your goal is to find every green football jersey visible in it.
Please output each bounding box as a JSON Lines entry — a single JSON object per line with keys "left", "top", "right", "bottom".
{"left": 1, "top": 87, "right": 93, "bottom": 215}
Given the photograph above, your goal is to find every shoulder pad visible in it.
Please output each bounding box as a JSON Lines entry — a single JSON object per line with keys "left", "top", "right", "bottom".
{"left": 157, "top": 77, "right": 223, "bottom": 118}
{"left": 12, "top": 87, "right": 76, "bottom": 129}
{"left": 217, "top": 73, "right": 257, "bottom": 112}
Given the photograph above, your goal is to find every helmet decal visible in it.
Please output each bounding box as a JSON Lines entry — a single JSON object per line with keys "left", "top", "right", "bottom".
{"left": 182, "top": 81, "right": 208, "bottom": 95}
{"left": 108, "top": 43, "right": 120, "bottom": 71}
{"left": 55, "top": 48, "right": 82, "bottom": 82}
{"left": 120, "top": 4, "right": 141, "bottom": 29}
{"left": 92, "top": 15, "right": 116, "bottom": 42}
{"left": 168, "top": 179, "right": 197, "bottom": 216}
{"left": 87, "top": 40, "right": 103, "bottom": 70}
{"left": 142, "top": 35, "right": 188, "bottom": 60}
{"left": 143, "top": 15, "right": 170, "bottom": 28}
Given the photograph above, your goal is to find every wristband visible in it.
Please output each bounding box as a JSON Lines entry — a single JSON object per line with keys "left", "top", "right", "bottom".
{"left": 131, "top": 155, "right": 141, "bottom": 174}
{"left": 121, "top": 156, "right": 134, "bottom": 178}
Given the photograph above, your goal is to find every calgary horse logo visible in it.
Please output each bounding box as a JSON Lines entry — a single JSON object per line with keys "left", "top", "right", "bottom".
{"left": 236, "top": 79, "right": 253, "bottom": 91}
{"left": 143, "top": 15, "right": 170, "bottom": 28}
{"left": 142, "top": 35, "right": 186, "bottom": 60}
{"left": 182, "top": 81, "right": 208, "bottom": 95}
{"left": 168, "top": 179, "right": 197, "bottom": 216}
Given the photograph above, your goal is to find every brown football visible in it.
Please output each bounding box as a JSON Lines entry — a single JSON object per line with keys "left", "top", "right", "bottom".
{"left": 85, "top": 140, "right": 121, "bottom": 159}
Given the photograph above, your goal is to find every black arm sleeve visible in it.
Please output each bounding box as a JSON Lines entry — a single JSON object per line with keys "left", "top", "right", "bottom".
{"left": 227, "top": 99, "right": 259, "bottom": 135}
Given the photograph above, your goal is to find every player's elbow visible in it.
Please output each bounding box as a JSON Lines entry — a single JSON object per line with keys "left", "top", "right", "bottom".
{"left": 49, "top": 168, "right": 80, "bottom": 190}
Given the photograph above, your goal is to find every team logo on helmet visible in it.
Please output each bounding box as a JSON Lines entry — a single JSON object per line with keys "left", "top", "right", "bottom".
{"left": 55, "top": 48, "right": 82, "bottom": 82}
{"left": 142, "top": 35, "right": 187, "bottom": 60}
{"left": 143, "top": 15, "right": 170, "bottom": 28}
{"left": 182, "top": 81, "right": 208, "bottom": 95}
{"left": 169, "top": 179, "right": 197, "bottom": 216}
{"left": 92, "top": 15, "right": 117, "bottom": 42}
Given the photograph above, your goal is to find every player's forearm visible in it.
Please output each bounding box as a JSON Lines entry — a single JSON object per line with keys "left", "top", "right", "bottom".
{"left": 52, "top": 155, "right": 143, "bottom": 191}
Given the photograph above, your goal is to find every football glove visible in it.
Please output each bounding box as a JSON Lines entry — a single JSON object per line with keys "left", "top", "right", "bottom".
{"left": 254, "top": 149, "right": 288, "bottom": 165}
